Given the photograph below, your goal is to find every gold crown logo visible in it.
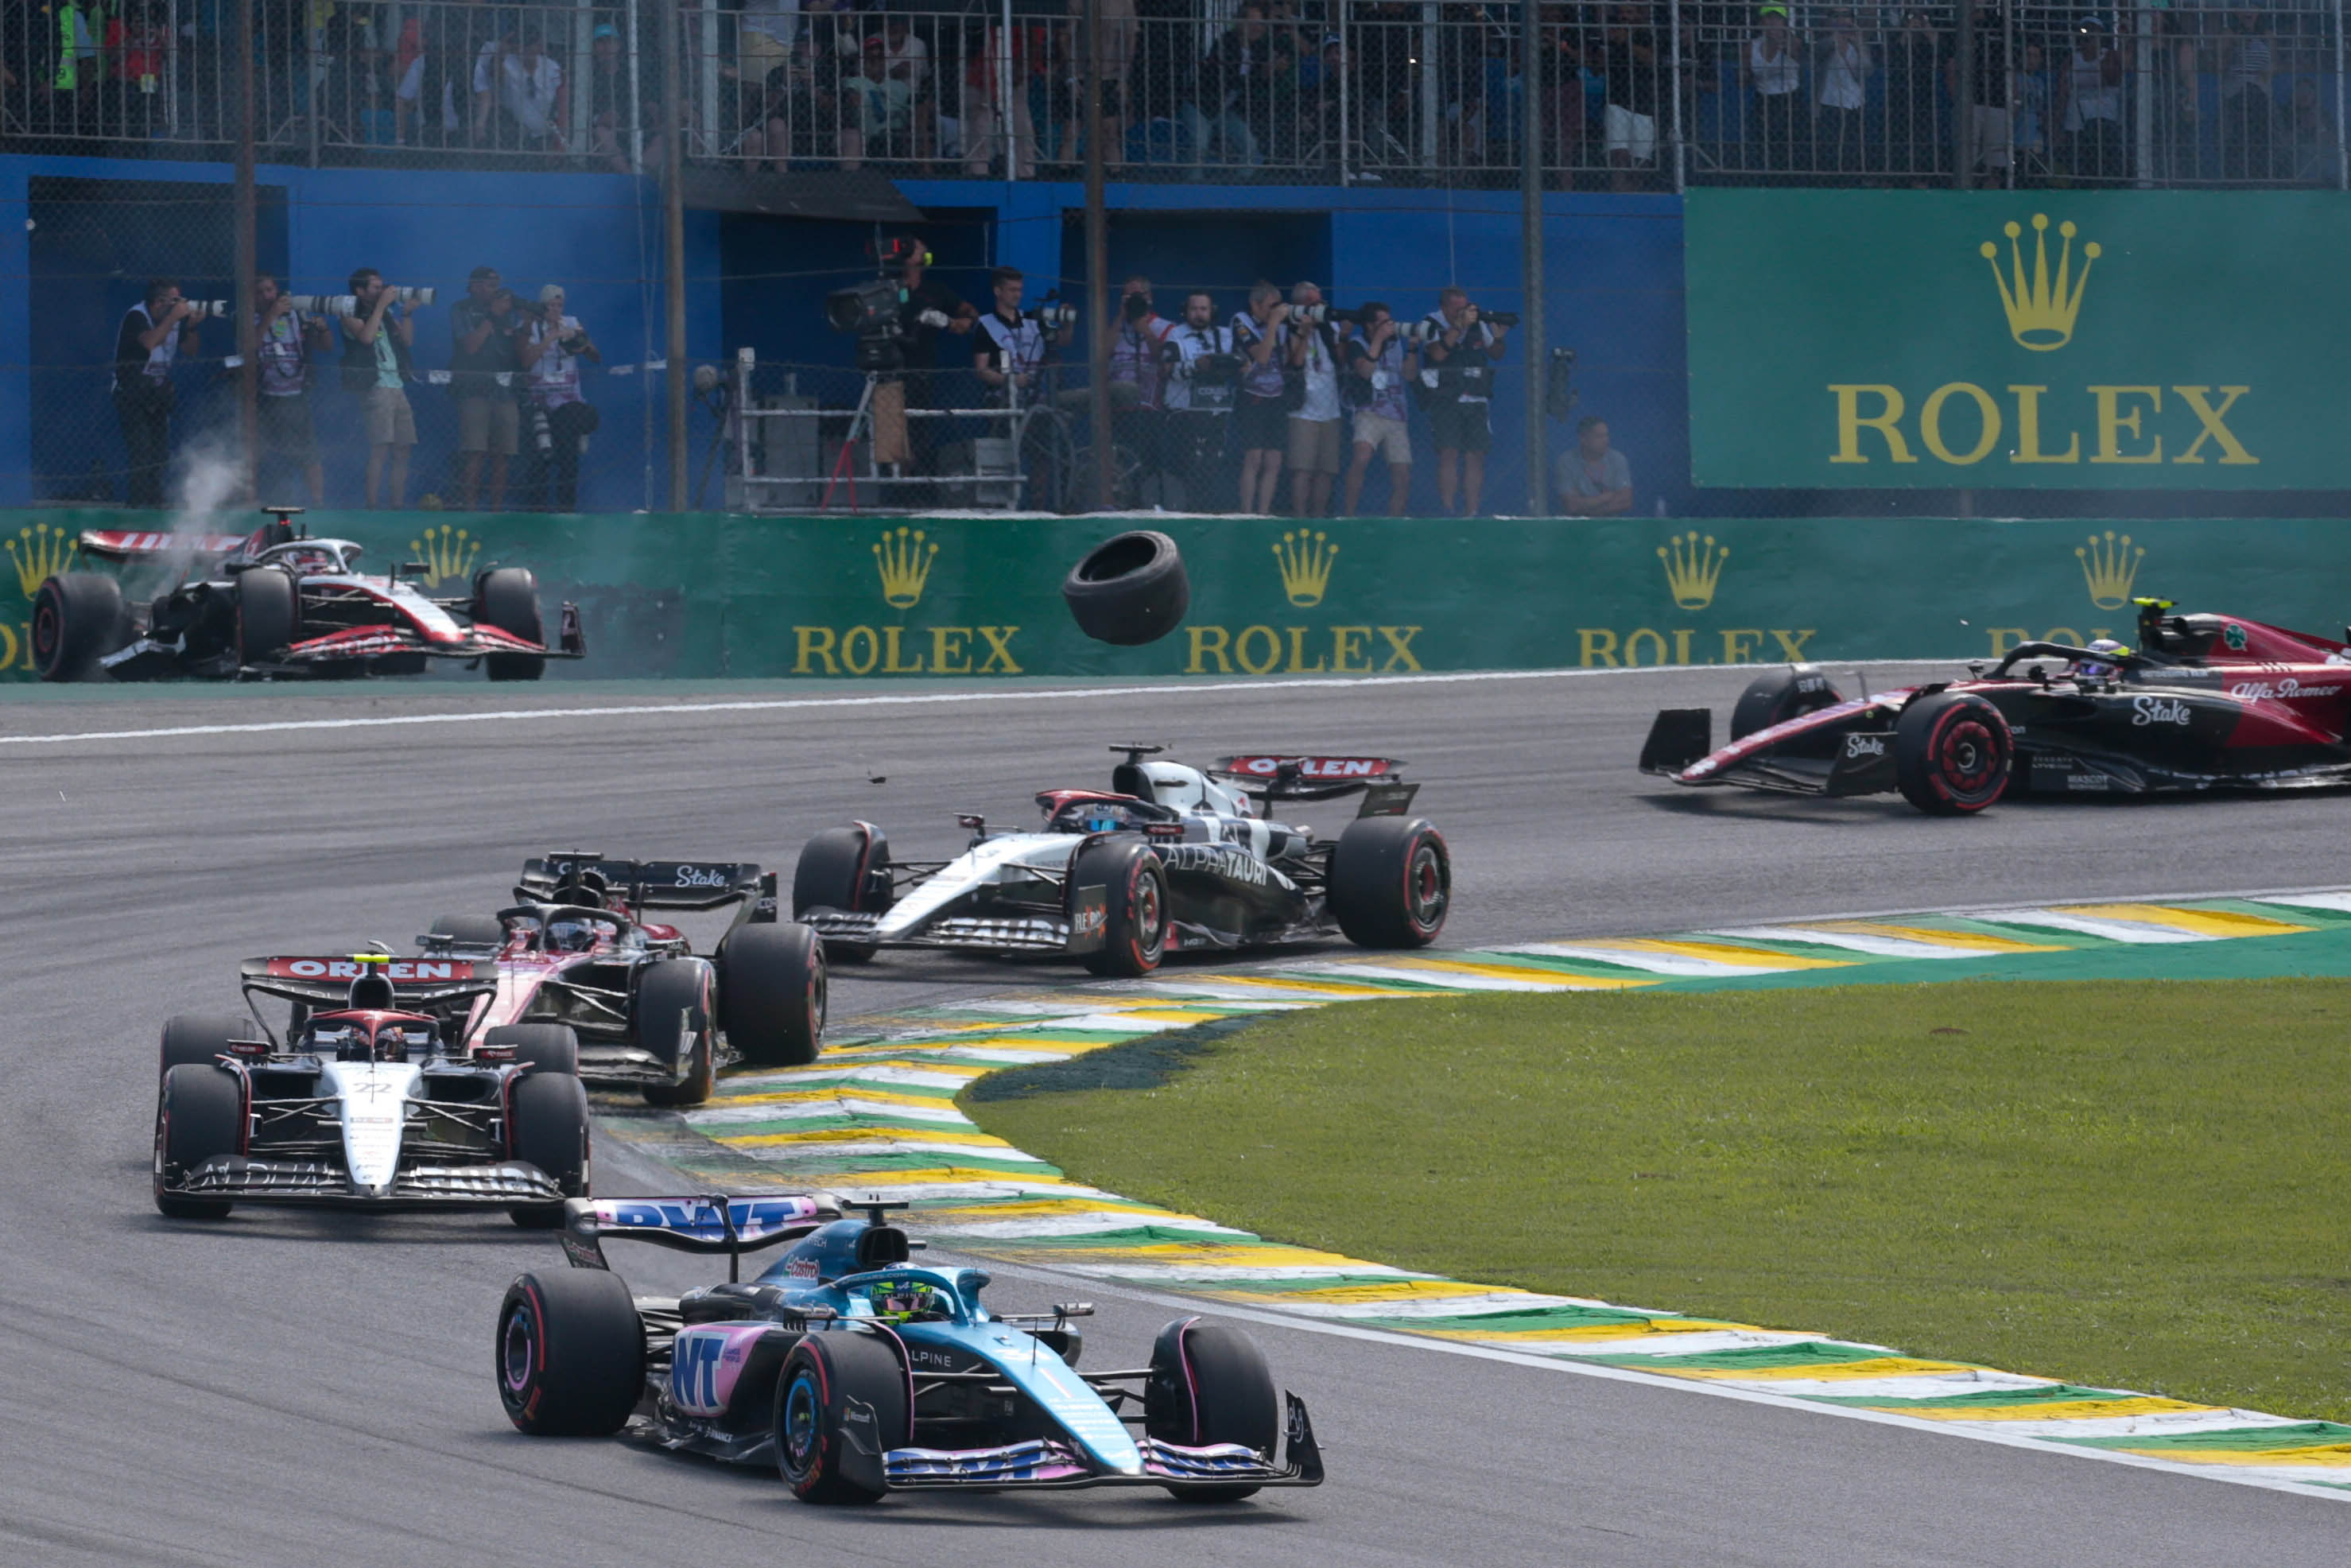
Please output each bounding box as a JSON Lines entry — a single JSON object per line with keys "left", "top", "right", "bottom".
{"left": 1272, "top": 529, "right": 1338, "bottom": 607}
{"left": 6, "top": 522, "right": 77, "bottom": 600}
{"left": 873, "top": 526, "right": 937, "bottom": 609}
{"left": 1658, "top": 531, "right": 1728, "bottom": 611}
{"left": 409, "top": 525, "right": 480, "bottom": 588}
{"left": 1981, "top": 214, "right": 2101, "bottom": 351}
{"left": 2076, "top": 530, "right": 2143, "bottom": 611}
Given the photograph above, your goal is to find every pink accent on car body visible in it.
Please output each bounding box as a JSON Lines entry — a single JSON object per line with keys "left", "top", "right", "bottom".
{"left": 1677, "top": 693, "right": 1911, "bottom": 782}
{"left": 669, "top": 1322, "right": 774, "bottom": 1417}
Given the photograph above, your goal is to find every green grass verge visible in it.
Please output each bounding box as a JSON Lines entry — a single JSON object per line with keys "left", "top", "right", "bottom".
{"left": 967, "top": 980, "right": 2351, "bottom": 1422}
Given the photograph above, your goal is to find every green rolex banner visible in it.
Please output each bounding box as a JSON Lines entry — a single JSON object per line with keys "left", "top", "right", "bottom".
{"left": 1686, "top": 189, "right": 2351, "bottom": 489}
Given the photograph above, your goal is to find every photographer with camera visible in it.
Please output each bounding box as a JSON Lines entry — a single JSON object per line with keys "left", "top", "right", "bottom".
{"left": 519, "top": 284, "right": 600, "bottom": 512}
{"left": 1284, "top": 281, "right": 1344, "bottom": 518}
{"left": 111, "top": 278, "right": 206, "bottom": 507}
{"left": 1110, "top": 275, "right": 1177, "bottom": 500}
{"left": 1158, "top": 291, "right": 1239, "bottom": 511}
{"left": 972, "top": 266, "right": 1066, "bottom": 406}
{"left": 1341, "top": 301, "right": 1415, "bottom": 516}
{"left": 450, "top": 264, "right": 528, "bottom": 510}
{"left": 253, "top": 274, "right": 332, "bottom": 506}
{"left": 1419, "top": 286, "right": 1512, "bottom": 518}
{"left": 339, "top": 269, "right": 420, "bottom": 510}
{"left": 1230, "top": 281, "right": 1291, "bottom": 515}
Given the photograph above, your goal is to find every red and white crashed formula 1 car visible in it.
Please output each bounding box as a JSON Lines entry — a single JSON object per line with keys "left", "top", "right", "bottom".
{"left": 30, "top": 506, "right": 582, "bottom": 681}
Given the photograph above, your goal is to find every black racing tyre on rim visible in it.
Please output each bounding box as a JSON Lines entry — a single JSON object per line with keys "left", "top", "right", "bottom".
{"left": 793, "top": 826, "right": 890, "bottom": 964}
{"left": 496, "top": 1269, "right": 644, "bottom": 1435}
{"left": 1894, "top": 692, "right": 2013, "bottom": 816}
{"left": 430, "top": 911, "right": 509, "bottom": 946}
{"left": 159, "top": 1012, "right": 251, "bottom": 1080}
{"left": 1061, "top": 530, "right": 1189, "bottom": 646}
{"left": 506, "top": 1068, "right": 590, "bottom": 1227}
{"left": 1328, "top": 816, "right": 1450, "bottom": 949}
{"left": 774, "top": 1332, "right": 908, "bottom": 1504}
{"left": 1145, "top": 1318, "right": 1279, "bottom": 1501}
{"left": 1073, "top": 838, "right": 1169, "bottom": 978}
{"left": 1729, "top": 663, "right": 1845, "bottom": 743}
{"left": 716, "top": 921, "right": 827, "bottom": 1068}
{"left": 475, "top": 566, "right": 547, "bottom": 682}
{"left": 235, "top": 565, "right": 300, "bottom": 665}
{"left": 154, "top": 1064, "right": 243, "bottom": 1221}
{"left": 32, "top": 572, "right": 128, "bottom": 681}
{"left": 635, "top": 957, "right": 716, "bottom": 1107}
{"left": 484, "top": 1023, "right": 580, "bottom": 1077}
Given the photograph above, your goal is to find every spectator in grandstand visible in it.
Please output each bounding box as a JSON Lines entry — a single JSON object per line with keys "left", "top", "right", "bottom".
{"left": 1815, "top": 10, "right": 1870, "bottom": 176}
{"left": 2014, "top": 41, "right": 2051, "bottom": 176}
{"left": 1341, "top": 301, "right": 1414, "bottom": 518}
{"left": 587, "top": 23, "right": 630, "bottom": 171}
{"left": 1286, "top": 281, "right": 1343, "bottom": 518}
{"left": 339, "top": 269, "right": 417, "bottom": 511}
{"left": 1949, "top": 0, "right": 2014, "bottom": 183}
{"left": 1230, "top": 281, "right": 1290, "bottom": 514}
{"left": 1887, "top": 8, "right": 1947, "bottom": 181}
{"left": 1601, "top": 4, "right": 1662, "bottom": 193}
{"left": 521, "top": 285, "right": 600, "bottom": 512}
{"left": 963, "top": 18, "right": 1038, "bottom": 177}
{"left": 1352, "top": 0, "right": 1419, "bottom": 159}
{"left": 2218, "top": 8, "right": 2275, "bottom": 182}
{"left": 840, "top": 20, "right": 925, "bottom": 169}
{"left": 25, "top": 0, "right": 105, "bottom": 139}
{"left": 450, "top": 265, "right": 526, "bottom": 510}
{"left": 111, "top": 278, "right": 202, "bottom": 509}
{"left": 2058, "top": 16, "right": 2124, "bottom": 184}
{"left": 253, "top": 274, "right": 331, "bottom": 506}
{"left": 1191, "top": 5, "right": 1271, "bottom": 166}
{"left": 1420, "top": 286, "right": 1507, "bottom": 518}
{"left": 394, "top": 13, "right": 462, "bottom": 148}
{"left": 1554, "top": 416, "right": 1632, "bottom": 517}
{"left": 1742, "top": 6, "right": 1802, "bottom": 173}
{"left": 487, "top": 29, "right": 567, "bottom": 149}
{"left": 103, "top": 0, "right": 171, "bottom": 138}
{"left": 2287, "top": 78, "right": 2343, "bottom": 187}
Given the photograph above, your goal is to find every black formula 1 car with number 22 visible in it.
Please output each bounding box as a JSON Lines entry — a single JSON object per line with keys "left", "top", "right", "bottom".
{"left": 1642, "top": 598, "right": 2351, "bottom": 815}
{"left": 792, "top": 746, "right": 1450, "bottom": 976}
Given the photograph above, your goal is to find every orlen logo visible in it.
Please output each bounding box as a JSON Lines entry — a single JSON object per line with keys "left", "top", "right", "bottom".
{"left": 1227, "top": 756, "right": 1394, "bottom": 778}
{"left": 2132, "top": 696, "right": 2193, "bottom": 727}
{"left": 271, "top": 958, "right": 463, "bottom": 981}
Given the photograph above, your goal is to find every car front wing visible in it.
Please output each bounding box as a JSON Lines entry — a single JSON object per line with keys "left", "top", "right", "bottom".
{"left": 880, "top": 1394, "right": 1325, "bottom": 1492}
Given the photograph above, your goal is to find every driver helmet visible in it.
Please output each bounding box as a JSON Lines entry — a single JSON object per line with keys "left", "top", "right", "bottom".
{"left": 2074, "top": 638, "right": 2127, "bottom": 680}
{"left": 546, "top": 918, "right": 599, "bottom": 953}
{"left": 864, "top": 1279, "right": 949, "bottom": 1323}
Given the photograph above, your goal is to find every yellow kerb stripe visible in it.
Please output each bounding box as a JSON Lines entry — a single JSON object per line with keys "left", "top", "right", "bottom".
{"left": 1666, "top": 1356, "right": 1980, "bottom": 1383}
{"left": 1880, "top": 1396, "right": 2218, "bottom": 1422}
{"left": 1383, "top": 957, "right": 1657, "bottom": 989}
{"left": 2052, "top": 902, "right": 2314, "bottom": 938}
{"left": 1430, "top": 1319, "right": 1761, "bottom": 1344}
{"left": 1269, "top": 1280, "right": 1550, "bottom": 1306}
{"left": 1825, "top": 922, "right": 2070, "bottom": 953}
{"left": 1577, "top": 938, "right": 1852, "bottom": 970}
{"left": 2111, "top": 1443, "right": 2351, "bottom": 1468}
{"left": 706, "top": 1087, "right": 952, "bottom": 1110}
{"left": 726, "top": 1129, "right": 1013, "bottom": 1151}
{"left": 1192, "top": 975, "right": 1419, "bottom": 998}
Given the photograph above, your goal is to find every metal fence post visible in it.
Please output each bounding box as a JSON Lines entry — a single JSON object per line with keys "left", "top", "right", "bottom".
{"left": 2337, "top": 0, "right": 2348, "bottom": 189}
{"left": 1420, "top": 1, "right": 1439, "bottom": 169}
{"left": 1001, "top": 0, "right": 1020, "bottom": 181}
{"left": 572, "top": 0, "right": 595, "bottom": 157}
{"left": 1339, "top": 6, "right": 1353, "bottom": 184}
{"left": 2134, "top": 1, "right": 2155, "bottom": 188}
{"left": 699, "top": 0, "right": 720, "bottom": 155}
{"left": 664, "top": 0, "right": 689, "bottom": 508}
{"left": 1521, "top": 0, "right": 1546, "bottom": 517}
{"left": 627, "top": 0, "right": 645, "bottom": 173}
{"left": 1955, "top": 1, "right": 1975, "bottom": 188}
{"left": 236, "top": 0, "right": 258, "bottom": 501}
{"left": 1670, "top": 0, "right": 1686, "bottom": 193}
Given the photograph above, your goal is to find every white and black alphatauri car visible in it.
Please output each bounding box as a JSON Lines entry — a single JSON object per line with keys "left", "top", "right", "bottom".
{"left": 790, "top": 746, "right": 1451, "bottom": 976}
{"left": 153, "top": 953, "right": 590, "bottom": 1225}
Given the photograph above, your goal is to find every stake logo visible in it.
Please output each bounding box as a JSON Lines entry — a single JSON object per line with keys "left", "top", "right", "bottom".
{"left": 1272, "top": 529, "right": 1338, "bottom": 607}
{"left": 873, "top": 526, "right": 937, "bottom": 609}
{"left": 2076, "top": 530, "right": 2143, "bottom": 610}
{"left": 1981, "top": 214, "right": 2100, "bottom": 351}
{"left": 1658, "top": 530, "right": 1728, "bottom": 610}
{"left": 410, "top": 524, "right": 480, "bottom": 588}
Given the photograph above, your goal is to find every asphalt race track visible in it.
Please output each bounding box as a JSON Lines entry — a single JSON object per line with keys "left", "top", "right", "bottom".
{"left": 3, "top": 666, "right": 2345, "bottom": 1567}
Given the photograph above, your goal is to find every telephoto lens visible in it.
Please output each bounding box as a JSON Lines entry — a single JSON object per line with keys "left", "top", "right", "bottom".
{"left": 531, "top": 404, "right": 553, "bottom": 453}
{"left": 1028, "top": 303, "right": 1077, "bottom": 329}
{"left": 1293, "top": 302, "right": 1329, "bottom": 326}
{"left": 394, "top": 285, "right": 436, "bottom": 306}
{"left": 291, "top": 293, "right": 359, "bottom": 316}
{"left": 1481, "top": 310, "right": 1521, "bottom": 327}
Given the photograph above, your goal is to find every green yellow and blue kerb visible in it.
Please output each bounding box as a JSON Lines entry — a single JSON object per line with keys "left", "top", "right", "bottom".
{"left": 631, "top": 893, "right": 2351, "bottom": 1503}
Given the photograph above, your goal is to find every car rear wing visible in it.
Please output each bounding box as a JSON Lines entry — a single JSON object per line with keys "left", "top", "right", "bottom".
{"left": 557, "top": 1193, "right": 842, "bottom": 1276}
{"left": 77, "top": 528, "right": 254, "bottom": 563}
{"left": 240, "top": 955, "right": 499, "bottom": 1008}
{"left": 515, "top": 855, "right": 778, "bottom": 918}
{"left": 1210, "top": 755, "right": 1420, "bottom": 814}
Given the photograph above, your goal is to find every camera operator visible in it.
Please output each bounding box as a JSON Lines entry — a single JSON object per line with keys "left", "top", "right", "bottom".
{"left": 892, "top": 243, "right": 976, "bottom": 475}
{"left": 520, "top": 283, "right": 600, "bottom": 511}
{"left": 253, "top": 274, "right": 332, "bottom": 506}
{"left": 1420, "top": 285, "right": 1511, "bottom": 517}
{"left": 450, "top": 264, "right": 528, "bottom": 510}
{"left": 1341, "top": 301, "right": 1415, "bottom": 516}
{"left": 1285, "top": 281, "right": 1343, "bottom": 518}
{"left": 1230, "top": 281, "right": 1290, "bottom": 514}
{"left": 1158, "top": 291, "right": 1238, "bottom": 510}
{"left": 339, "top": 268, "right": 419, "bottom": 510}
{"left": 111, "top": 277, "right": 204, "bottom": 507}
{"left": 1109, "top": 275, "right": 1177, "bottom": 501}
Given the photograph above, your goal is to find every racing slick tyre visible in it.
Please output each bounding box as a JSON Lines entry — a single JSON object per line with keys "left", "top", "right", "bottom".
{"left": 429, "top": 911, "right": 508, "bottom": 947}
{"left": 496, "top": 1269, "right": 644, "bottom": 1435}
{"left": 793, "top": 825, "right": 892, "bottom": 964}
{"left": 1328, "top": 816, "right": 1450, "bottom": 949}
{"left": 1730, "top": 663, "right": 1845, "bottom": 742}
{"left": 484, "top": 1023, "right": 581, "bottom": 1077}
{"left": 475, "top": 567, "right": 547, "bottom": 682}
{"left": 506, "top": 1068, "right": 591, "bottom": 1228}
{"left": 154, "top": 1064, "right": 243, "bottom": 1221}
{"left": 635, "top": 957, "right": 716, "bottom": 1107}
{"left": 1146, "top": 1318, "right": 1278, "bottom": 1502}
{"left": 31, "top": 572, "right": 128, "bottom": 681}
{"left": 1073, "top": 839, "right": 1169, "bottom": 978}
{"left": 715, "top": 922, "right": 826, "bottom": 1069}
{"left": 1894, "top": 692, "right": 2013, "bottom": 816}
{"left": 1062, "top": 530, "right": 1189, "bottom": 646}
{"left": 235, "top": 564, "right": 300, "bottom": 666}
{"left": 158, "top": 1012, "right": 252, "bottom": 1081}
{"left": 774, "top": 1331, "right": 910, "bottom": 1504}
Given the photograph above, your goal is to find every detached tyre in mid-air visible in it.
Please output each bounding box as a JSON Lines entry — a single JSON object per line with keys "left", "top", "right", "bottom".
{"left": 1062, "top": 530, "right": 1189, "bottom": 646}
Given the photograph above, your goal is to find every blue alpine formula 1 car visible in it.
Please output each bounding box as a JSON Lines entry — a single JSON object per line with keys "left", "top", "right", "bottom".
{"left": 495, "top": 1194, "right": 1325, "bottom": 1504}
